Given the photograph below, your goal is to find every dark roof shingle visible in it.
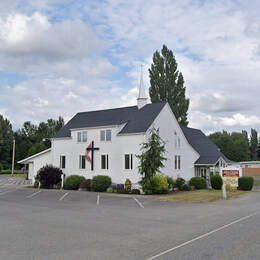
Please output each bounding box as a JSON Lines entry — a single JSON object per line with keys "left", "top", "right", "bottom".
{"left": 54, "top": 102, "right": 166, "bottom": 138}
{"left": 181, "top": 126, "right": 230, "bottom": 165}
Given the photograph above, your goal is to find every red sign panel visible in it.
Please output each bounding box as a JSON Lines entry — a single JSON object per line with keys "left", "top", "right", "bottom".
{"left": 222, "top": 170, "right": 239, "bottom": 177}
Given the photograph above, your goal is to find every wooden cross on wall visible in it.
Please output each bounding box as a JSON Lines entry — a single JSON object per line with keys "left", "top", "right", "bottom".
{"left": 86, "top": 141, "right": 100, "bottom": 171}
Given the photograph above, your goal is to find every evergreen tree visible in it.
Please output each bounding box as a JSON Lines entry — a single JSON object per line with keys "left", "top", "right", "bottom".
{"left": 0, "top": 115, "right": 13, "bottom": 169}
{"left": 149, "top": 45, "right": 189, "bottom": 126}
{"left": 250, "top": 128, "right": 258, "bottom": 160}
{"left": 137, "top": 128, "right": 167, "bottom": 183}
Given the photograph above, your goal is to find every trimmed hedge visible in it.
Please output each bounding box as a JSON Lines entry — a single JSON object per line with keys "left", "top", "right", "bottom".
{"left": 189, "top": 177, "right": 207, "bottom": 189}
{"left": 151, "top": 174, "right": 169, "bottom": 194}
{"left": 210, "top": 175, "right": 223, "bottom": 190}
{"left": 64, "top": 175, "right": 85, "bottom": 190}
{"left": 238, "top": 176, "right": 254, "bottom": 191}
{"left": 91, "top": 175, "right": 112, "bottom": 192}
{"left": 176, "top": 177, "right": 186, "bottom": 190}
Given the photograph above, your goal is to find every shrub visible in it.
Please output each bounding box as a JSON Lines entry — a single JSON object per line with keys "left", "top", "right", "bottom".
{"left": 210, "top": 175, "right": 223, "bottom": 190}
{"left": 124, "top": 179, "right": 132, "bottom": 193}
{"left": 131, "top": 189, "right": 141, "bottom": 195}
{"left": 91, "top": 175, "right": 112, "bottom": 192}
{"left": 63, "top": 175, "right": 85, "bottom": 190}
{"left": 189, "top": 177, "right": 207, "bottom": 190}
{"left": 139, "top": 179, "right": 153, "bottom": 195}
{"left": 37, "top": 165, "right": 62, "bottom": 189}
{"left": 176, "top": 177, "right": 186, "bottom": 190}
{"left": 106, "top": 187, "right": 114, "bottom": 193}
{"left": 79, "top": 179, "right": 92, "bottom": 191}
{"left": 238, "top": 176, "right": 254, "bottom": 191}
{"left": 151, "top": 174, "right": 169, "bottom": 194}
{"left": 182, "top": 184, "right": 191, "bottom": 191}
{"left": 167, "top": 176, "right": 175, "bottom": 190}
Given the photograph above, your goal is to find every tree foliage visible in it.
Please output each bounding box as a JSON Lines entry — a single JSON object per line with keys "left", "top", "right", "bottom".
{"left": 250, "top": 128, "right": 258, "bottom": 160}
{"left": 209, "top": 131, "right": 250, "bottom": 162}
{"left": 0, "top": 115, "right": 64, "bottom": 170}
{"left": 137, "top": 128, "right": 167, "bottom": 183}
{"left": 0, "top": 115, "right": 13, "bottom": 169}
{"left": 149, "top": 44, "right": 189, "bottom": 126}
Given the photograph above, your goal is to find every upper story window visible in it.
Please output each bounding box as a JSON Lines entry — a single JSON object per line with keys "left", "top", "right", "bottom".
{"left": 100, "top": 129, "right": 112, "bottom": 142}
{"left": 77, "top": 131, "right": 88, "bottom": 142}
{"left": 174, "top": 131, "right": 180, "bottom": 148}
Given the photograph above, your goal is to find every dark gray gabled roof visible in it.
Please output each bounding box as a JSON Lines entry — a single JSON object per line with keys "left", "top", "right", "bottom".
{"left": 54, "top": 102, "right": 167, "bottom": 138}
{"left": 181, "top": 126, "right": 231, "bottom": 165}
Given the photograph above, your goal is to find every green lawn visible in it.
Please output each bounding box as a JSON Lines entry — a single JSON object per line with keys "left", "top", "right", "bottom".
{"left": 2, "top": 174, "right": 26, "bottom": 179}
{"left": 156, "top": 190, "right": 250, "bottom": 203}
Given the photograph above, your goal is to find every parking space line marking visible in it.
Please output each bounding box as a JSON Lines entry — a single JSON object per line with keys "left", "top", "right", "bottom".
{"left": 146, "top": 211, "right": 259, "bottom": 260}
{"left": 97, "top": 193, "right": 100, "bottom": 205}
{"left": 133, "top": 197, "right": 144, "bottom": 208}
{"left": 59, "top": 192, "right": 69, "bottom": 201}
{"left": 26, "top": 190, "right": 42, "bottom": 198}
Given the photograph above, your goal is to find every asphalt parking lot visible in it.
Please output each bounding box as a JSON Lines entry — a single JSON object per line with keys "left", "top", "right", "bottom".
{"left": 0, "top": 176, "right": 260, "bottom": 260}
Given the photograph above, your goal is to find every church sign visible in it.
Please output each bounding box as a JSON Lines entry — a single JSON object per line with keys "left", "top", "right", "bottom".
{"left": 221, "top": 169, "right": 240, "bottom": 188}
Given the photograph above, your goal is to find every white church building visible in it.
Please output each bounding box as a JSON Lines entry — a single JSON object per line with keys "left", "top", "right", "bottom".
{"left": 19, "top": 71, "right": 230, "bottom": 185}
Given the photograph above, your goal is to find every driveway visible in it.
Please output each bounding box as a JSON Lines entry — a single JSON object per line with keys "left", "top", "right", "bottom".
{"left": 0, "top": 184, "right": 259, "bottom": 259}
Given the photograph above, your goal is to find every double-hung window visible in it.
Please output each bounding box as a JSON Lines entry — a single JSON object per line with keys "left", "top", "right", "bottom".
{"left": 101, "top": 154, "right": 109, "bottom": 169}
{"left": 77, "top": 131, "right": 88, "bottom": 142}
{"left": 79, "top": 155, "right": 86, "bottom": 169}
{"left": 125, "top": 154, "right": 133, "bottom": 170}
{"left": 60, "top": 155, "right": 66, "bottom": 169}
{"left": 100, "top": 129, "right": 112, "bottom": 141}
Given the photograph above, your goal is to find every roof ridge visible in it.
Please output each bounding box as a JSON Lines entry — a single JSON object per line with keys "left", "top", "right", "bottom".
{"left": 76, "top": 101, "right": 167, "bottom": 115}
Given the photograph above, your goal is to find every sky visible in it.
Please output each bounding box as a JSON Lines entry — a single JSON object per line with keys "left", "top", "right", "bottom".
{"left": 1, "top": 0, "right": 260, "bottom": 134}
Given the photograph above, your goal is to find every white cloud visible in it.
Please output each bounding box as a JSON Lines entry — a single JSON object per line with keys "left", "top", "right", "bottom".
{"left": 0, "top": 12, "right": 102, "bottom": 59}
{"left": 219, "top": 113, "right": 260, "bottom": 127}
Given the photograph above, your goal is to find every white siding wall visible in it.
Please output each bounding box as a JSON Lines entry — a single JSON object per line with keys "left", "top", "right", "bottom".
{"left": 29, "top": 150, "right": 52, "bottom": 183}
{"left": 150, "top": 104, "right": 199, "bottom": 181}
{"left": 52, "top": 127, "right": 145, "bottom": 184}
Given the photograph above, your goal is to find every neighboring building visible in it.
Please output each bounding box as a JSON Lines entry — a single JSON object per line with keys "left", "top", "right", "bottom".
{"left": 239, "top": 161, "right": 260, "bottom": 176}
{"left": 18, "top": 70, "right": 230, "bottom": 185}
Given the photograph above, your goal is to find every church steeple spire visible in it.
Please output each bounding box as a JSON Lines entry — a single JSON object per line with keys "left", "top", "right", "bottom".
{"left": 137, "top": 65, "right": 148, "bottom": 109}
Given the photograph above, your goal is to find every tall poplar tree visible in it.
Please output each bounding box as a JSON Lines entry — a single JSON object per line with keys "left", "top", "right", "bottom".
{"left": 250, "top": 128, "right": 258, "bottom": 160}
{"left": 149, "top": 45, "right": 189, "bottom": 126}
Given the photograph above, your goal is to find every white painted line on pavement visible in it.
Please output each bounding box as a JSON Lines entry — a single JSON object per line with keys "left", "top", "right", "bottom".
{"left": 59, "top": 192, "right": 69, "bottom": 201}
{"left": 97, "top": 193, "right": 100, "bottom": 205}
{"left": 146, "top": 211, "right": 259, "bottom": 260}
{"left": 26, "top": 190, "right": 42, "bottom": 198}
{"left": 133, "top": 197, "right": 144, "bottom": 208}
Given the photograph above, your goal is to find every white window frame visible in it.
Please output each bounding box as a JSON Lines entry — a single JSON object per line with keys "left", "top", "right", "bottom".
{"left": 174, "top": 155, "right": 181, "bottom": 170}
{"left": 60, "top": 155, "right": 66, "bottom": 169}
{"left": 101, "top": 154, "right": 109, "bottom": 170}
{"left": 124, "top": 154, "right": 133, "bottom": 170}
{"left": 100, "top": 129, "right": 112, "bottom": 142}
{"left": 79, "top": 155, "right": 86, "bottom": 169}
{"left": 77, "top": 131, "right": 88, "bottom": 143}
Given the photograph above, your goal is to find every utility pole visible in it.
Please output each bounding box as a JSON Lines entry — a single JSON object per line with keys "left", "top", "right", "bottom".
{"left": 11, "top": 138, "right": 15, "bottom": 176}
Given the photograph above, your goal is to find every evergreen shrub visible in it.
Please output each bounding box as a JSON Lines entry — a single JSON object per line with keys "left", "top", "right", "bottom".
{"left": 151, "top": 174, "right": 169, "bottom": 194}
{"left": 63, "top": 175, "right": 85, "bottom": 190}
{"left": 189, "top": 177, "right": 207, "bottom": 190}
{"left": 238, "top": 177, "right": 254, "bottom": 191}
{"left": 210, "top": 175, "right": 223, "bottom": 190}
{"left": 91, "top": 175, "right": 112, "bottom": 192}
{"left": 176, "top": 177, "right": 186, "bottom": 190}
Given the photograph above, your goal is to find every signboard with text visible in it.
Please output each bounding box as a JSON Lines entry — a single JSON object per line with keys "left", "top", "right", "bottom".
{"left": 221, "top": 169, "right": 240, "bottom": 188}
